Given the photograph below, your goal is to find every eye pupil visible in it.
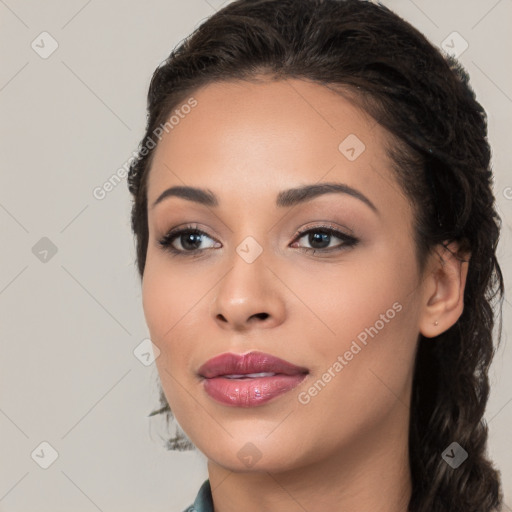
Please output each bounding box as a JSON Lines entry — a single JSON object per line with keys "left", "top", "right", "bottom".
{"left": 182, "top": 232, "right": 202, "bottom": 250}
{"left": 309, "top": 232, "right": 330, "bottom": 249}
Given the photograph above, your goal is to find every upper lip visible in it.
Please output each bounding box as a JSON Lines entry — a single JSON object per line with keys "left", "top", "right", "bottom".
{"left": 198, "top": 351, "right": 309, "bottom": 378}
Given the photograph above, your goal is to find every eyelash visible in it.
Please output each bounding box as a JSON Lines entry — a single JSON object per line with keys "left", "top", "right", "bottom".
{"left": 158, "top": 223, "right": 359, "bottom": 258}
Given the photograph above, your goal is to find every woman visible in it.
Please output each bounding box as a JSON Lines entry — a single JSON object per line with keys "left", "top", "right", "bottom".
{"left": 127, "top": 0, "right": 504, "bottom": 510}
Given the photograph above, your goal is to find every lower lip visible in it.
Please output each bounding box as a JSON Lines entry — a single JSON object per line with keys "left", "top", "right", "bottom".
{"left": 202, "top": 374, "right": 307, "bottom": 407}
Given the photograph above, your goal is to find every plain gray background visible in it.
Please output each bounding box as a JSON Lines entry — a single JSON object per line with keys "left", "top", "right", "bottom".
{"left": 0, "top": 0, "right": 511, "bottom": 510}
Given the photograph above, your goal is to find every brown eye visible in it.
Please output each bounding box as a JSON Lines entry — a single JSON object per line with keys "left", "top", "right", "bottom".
{"left": 158, "top": 227, "right": 220, "bottom": 256}
{"left": 290, "top": 226, "right": 359, "bottom": 253}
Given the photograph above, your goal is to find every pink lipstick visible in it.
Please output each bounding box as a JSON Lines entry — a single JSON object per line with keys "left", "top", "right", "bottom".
{"left": 198, "top": 351, "right": 308, "bottom": 407}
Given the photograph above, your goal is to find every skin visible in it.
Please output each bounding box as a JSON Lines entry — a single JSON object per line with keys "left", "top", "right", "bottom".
{"left": 142, "top": 78, "right": 469, "bottom": 512}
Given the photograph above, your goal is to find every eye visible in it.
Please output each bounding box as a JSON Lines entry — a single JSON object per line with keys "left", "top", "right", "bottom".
{"left": 158, "top": 224, "right": 220, "bottom": 256}
{"left": 158, "top": 223, "right": 359, "bottom": 257}
{"left": 290, "top": 225, "right": 359, "bottom": 254}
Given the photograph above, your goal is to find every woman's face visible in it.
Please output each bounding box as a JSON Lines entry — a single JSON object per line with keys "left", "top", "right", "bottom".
{"left": 142, "top": 78, "right": 428, "bottom": 473}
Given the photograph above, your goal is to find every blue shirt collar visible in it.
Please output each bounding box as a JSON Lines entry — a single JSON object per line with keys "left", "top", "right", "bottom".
{"left": 183, "top": 479, "right": 213, "bottom": 512}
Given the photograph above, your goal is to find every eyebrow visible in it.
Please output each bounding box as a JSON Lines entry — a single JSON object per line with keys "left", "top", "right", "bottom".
{"left": 151, "top": 182, "right": 378, "bottom": 214}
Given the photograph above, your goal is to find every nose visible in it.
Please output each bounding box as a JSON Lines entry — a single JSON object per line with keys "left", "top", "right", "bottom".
{"left": 210, "top": 248, "right": 286, "bottom": 331}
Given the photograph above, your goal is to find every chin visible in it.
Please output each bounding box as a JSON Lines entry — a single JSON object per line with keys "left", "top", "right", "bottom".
{"left": 197, "top": 434, "right": 306, "bottom": 473}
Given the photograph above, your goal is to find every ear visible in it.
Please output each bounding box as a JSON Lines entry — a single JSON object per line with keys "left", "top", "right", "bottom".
{"left": 419, "top": 241, "right": 471, "bottom": 339}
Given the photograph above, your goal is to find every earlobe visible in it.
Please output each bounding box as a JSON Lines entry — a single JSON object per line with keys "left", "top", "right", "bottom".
{"left": 419, "top": 242, "right": 471, "bottom": 339}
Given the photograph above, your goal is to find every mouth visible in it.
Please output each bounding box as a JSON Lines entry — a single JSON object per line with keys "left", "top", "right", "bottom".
{"left": 223, "top": 372, "right": 280, "bottom": 379}
{"left": 198, "top": 351, "right": 309, "bottom": 407}
{"left": 198, "top": 350, "right": 309, "bottom": 378}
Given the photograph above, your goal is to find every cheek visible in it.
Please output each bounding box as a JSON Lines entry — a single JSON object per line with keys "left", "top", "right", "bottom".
{"left": 141, "top": 253, "right": 206, "bottom": 343}
{"left": 319, "top": 253, "right": 418, "bottom": 393}
{"left": 141, "top": 256, "right": 205, "bottom": 410}
{"left": 288, "top": 241, "right": 417, "bottom": 354}
{"left": 292, "top": 243, "right": 420, "bottom": 411}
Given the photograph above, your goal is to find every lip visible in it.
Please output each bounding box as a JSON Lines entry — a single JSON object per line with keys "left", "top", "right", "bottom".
{"left": 198, "top": 351, "right": 309, "bottom": 407}
{"left": 198, "top": 351, "right": 309, "bottom": 378}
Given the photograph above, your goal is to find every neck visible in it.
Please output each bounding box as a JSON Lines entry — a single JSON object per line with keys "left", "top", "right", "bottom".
{"left": 207, "top": 404, "right": 412, "bottom": 512}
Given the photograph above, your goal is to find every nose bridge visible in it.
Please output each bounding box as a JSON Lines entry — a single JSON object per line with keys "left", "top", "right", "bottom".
{"left": 210, "top": 233, "right": 285, "bottom": 329}
{"left": 219, "top": 234, "right": 269, "bottom": 304}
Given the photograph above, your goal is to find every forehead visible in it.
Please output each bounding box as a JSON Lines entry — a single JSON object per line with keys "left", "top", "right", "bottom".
{"left": 146, "top": 78, "right": 406, "bottom": 214}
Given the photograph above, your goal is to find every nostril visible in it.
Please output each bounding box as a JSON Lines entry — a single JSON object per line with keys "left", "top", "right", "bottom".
{"left": 252, "top": 312, "right": 269, "bottom": 320}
